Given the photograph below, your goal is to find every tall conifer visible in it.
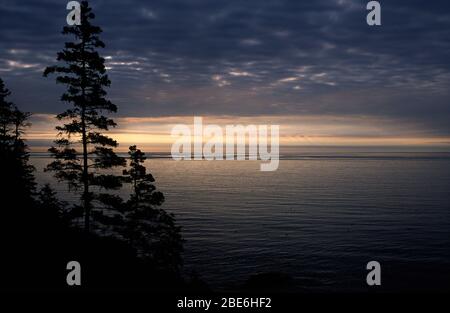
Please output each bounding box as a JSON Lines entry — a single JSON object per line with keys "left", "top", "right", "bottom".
{"left": 44, "top": 1, "right": 124, "bottom": 232}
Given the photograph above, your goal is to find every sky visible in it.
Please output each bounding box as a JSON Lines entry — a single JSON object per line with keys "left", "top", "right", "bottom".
{"left": 1, "top": 0, "right": 450, "bottom": 151}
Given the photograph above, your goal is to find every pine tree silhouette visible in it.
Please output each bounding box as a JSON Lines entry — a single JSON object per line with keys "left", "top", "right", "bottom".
{"left": 38, "top": 184, "right": 68, "bottom": 221}
{"left": 0, "top": 77, "right": 35, "bottom": 201}
{"left": 121, "top": 146, "right": 183, "bottom": 272}
{"left": 44, "top": 1, "right": 124, "bottom": 232}
{"left": 0, "top": 78, "right": 13, "bottom": 142}
{"left": 124, "top": 145, "right": 165, "bottom": 207}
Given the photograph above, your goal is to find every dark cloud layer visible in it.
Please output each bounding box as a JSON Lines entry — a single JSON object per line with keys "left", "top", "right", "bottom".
{"left": 0, "top": 0, "right": 449, "bottom": 135}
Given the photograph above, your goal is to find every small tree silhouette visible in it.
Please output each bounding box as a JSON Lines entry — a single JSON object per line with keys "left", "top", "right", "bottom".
{"left": 38, "top": 184, "right": 68, "bottom": 220}
{"left": 121, "top": 146, "right": 183, "bottom": 272}
{"left": 44, "top": 1, "right": 124, "bottom": 232}
{"left": 124, "top": 145, "right": 165, "bottom": 207}
{"left": 0, "top": 77, "right": 35, "bottom": 199}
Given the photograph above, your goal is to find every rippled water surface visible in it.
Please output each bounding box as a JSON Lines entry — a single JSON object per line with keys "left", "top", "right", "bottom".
{"left": 31, "top": 153, "right": 450, "bottom": 291}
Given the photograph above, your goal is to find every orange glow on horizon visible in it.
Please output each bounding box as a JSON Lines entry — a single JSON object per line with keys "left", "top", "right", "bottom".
{"left": 25, "top": 114, "right": 450, "bottom": 152}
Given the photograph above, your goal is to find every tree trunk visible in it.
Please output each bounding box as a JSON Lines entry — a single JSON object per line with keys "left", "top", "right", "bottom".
{"left": 81, "top": 107, "right": 89, "bottom": 232}
{"left": 81, "top": 39, "right": 90, "bottom": 232}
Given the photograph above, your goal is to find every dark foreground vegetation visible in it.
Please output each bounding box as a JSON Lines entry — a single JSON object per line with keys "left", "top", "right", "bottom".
{"left": 0, "top": 74, "right": 192, "bottom": 291}
{"left": 0, "top": 1, "right": 192, "bottom": 292}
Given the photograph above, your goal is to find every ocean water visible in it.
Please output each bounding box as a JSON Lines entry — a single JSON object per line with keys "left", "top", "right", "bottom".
{"left": 30, "top": 152, "right": 450, "bottom": 292}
